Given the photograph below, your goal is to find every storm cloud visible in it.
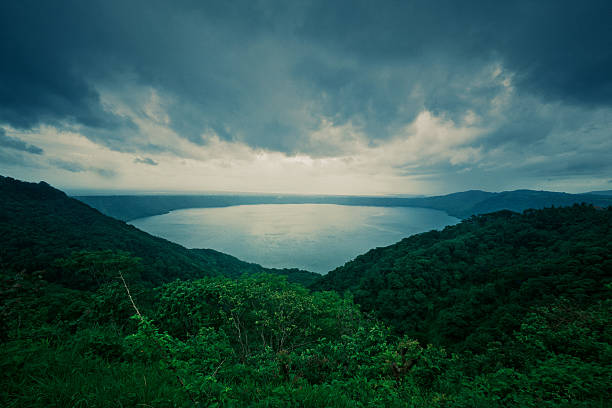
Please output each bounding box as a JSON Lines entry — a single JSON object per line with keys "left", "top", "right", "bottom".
{"left": 50, "top": 158, "right": 116, "bottom": 178}
{"left": 134, "top": 157, "right": 158, "bottom": 166}
{"left": 0, "top": 0, "right": 611, "bottom": 194}
{"left": 0, "top": 129, "right": 44, "bottom": 155}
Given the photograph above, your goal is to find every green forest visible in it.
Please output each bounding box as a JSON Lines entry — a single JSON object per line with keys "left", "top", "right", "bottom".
{"left": 1, "top": 176, "right": 611, "bottom": 407}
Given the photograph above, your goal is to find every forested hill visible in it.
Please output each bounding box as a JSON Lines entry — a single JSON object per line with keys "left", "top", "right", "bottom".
{"left": 312, "top": 205, "right": 612, "bottom": 352}
{"left": 2, "top": 175, "right": 611, "bottom": 406}
{"left": 0, "top": 176, "right": 319, "bottom": 286}
{"left": 76, "top": 189, "right": 612, "bottom": 221}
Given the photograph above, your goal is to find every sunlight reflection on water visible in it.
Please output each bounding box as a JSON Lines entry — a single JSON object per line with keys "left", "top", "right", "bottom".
{"left": 130, "top": 204, "right": 459, "bottom": 274}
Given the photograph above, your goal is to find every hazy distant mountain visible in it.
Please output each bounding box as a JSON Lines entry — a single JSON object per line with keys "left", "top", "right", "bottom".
{"left": 76, "top": 189, "right": 612, "bottom": 221}
{"left": 587, "top": 190, "right": 612, "bottom": 196}
{"left": 465, "top": 189, "right": 612, "bottom": 217}
{"left": 0, "top": 175, "right": 319, "bottom": 285}
{"left": 391, "top": 189, "right": 612, "bottom": 218}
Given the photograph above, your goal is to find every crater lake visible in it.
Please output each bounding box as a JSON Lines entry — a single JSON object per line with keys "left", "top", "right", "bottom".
{"left": 130, "top": 204, "right": 460, "bottom": 273}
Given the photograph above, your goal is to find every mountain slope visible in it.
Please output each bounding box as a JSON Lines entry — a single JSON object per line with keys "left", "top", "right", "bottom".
{"left": 469, "top": 189, "right": 612, "bottom": 216}
{"left": 405, "top": 189, "right": 612, "bottom": 218}
{"left": 587, "top": 189, "right": 612, "bottom": 196}
{"left": 2, "top": 176, "right": 610, "bottom": 407}
{"left": 0, "top": 176, "right": 319, "bottom": 285}
{"left": 311, "top": 205, "right": 612, "bottom": 352}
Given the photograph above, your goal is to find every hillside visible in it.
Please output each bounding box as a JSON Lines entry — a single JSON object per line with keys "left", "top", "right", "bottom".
{"left": 76, "top": 189, "right": 612, "bottom": 221}
{"left": 0, "top": 176, "right": 319, "bottom": 286}
{"left": 403, "top": 189, "right": 612, "bottom": 218}
{"left": 588, "top": 189, "right": 612, "bottom": 196}
{"left": 312, "top": 205, "right": 612, "bottom": 352}
{"left": 469, "top": 189, "right": 612, "bottom": 216}
{"left": 1, "top": 177, "right": 610, "bottom": 406}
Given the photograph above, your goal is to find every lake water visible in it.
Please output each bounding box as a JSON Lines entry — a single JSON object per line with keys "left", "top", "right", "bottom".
{"left": 130, "top": 204, "right": 460, "bottom": 274}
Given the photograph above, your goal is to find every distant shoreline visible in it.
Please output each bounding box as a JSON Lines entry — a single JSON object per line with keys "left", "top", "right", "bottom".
{"left": 75, "top": 194, "right": 455, "bottom": 222}
{"left": 125, "top": 202, "right": 456, "bottom": 223}
{"left": 75, "top": 189, "right": 612, "bottom": 222}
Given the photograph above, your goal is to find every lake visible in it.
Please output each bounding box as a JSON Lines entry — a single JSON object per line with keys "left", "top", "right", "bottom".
{"left": 130, "top": 204, "right": 460, "bottom": 274}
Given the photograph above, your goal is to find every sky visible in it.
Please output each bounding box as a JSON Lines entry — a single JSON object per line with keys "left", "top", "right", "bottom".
{"left": 1, "top": 0, "right": 611, "bottom": 195}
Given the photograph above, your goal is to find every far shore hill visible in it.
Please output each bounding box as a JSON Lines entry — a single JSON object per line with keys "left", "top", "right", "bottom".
{"left": 75, "top": 189, "right": 612, "bottom": 222}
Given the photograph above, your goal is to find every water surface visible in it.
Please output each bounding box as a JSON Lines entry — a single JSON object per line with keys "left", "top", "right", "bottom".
{"left": 130, "top": 204, "right": 459, "bottom": 273}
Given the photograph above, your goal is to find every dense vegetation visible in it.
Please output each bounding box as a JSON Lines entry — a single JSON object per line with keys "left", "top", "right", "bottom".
{"left": 77, "top": 189, "right": 612, "bottom": 221}
{"left": 0, "top": 176, "right": 318, "bottom": 286}
{"left": 313, "top": 206, "right": 612, "bottom": 352}
{"left": 1, "top": 176, "right": 611, "bottom": 406}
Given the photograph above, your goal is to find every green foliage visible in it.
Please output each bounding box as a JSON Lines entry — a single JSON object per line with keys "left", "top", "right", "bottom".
{"left": 52, "top": 249, "right": 142, "bottom": 289}
{"left": 156, "top": 275, "right": 360, "bottom": 356}
{"left": 3, "top": 269, "right": 612, "bottom": 406}
{"left": 314, "top": 205, "right": 612, "bottom": 353}
{"left": 0, "top": 337, "right": 194, "bottom": 407}
{"left": 0, "top": 175, "right": 319, "bottom": 286}
{"left": 1, "top": 176, "right": 611, "bottom": 406}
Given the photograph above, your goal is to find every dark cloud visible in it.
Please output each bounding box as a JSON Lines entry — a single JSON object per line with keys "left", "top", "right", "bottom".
{"left": 49, "top": 159, "right": 86, "bottom": 173}
{"left": 50, "top": 158, "right": 115, "bottom": 178}
{"left": 0, "top": 129, "right": 44, "bottom": 154}
{"left": 518, "top": 154, "right": 612, "bottom": 177}
{"left": 0, "top": 149, "right": 38, "bottom": 167}
{"left": 2, "top": 1, "right": 610, "bottom": 148}
{"left": 298, "top": 1, "right": 612, "bottom": 104}
{"left": 0, "top": 3, "right": 132, "bottom": 131}
{"left": 134, "top": 157, "right": 158, "bottom": 166}
{"left": 0, "top": 0, "right": 611, "bottom": 190}
{"left": 93, "top": 168, "right": 117, "bottom": 178}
